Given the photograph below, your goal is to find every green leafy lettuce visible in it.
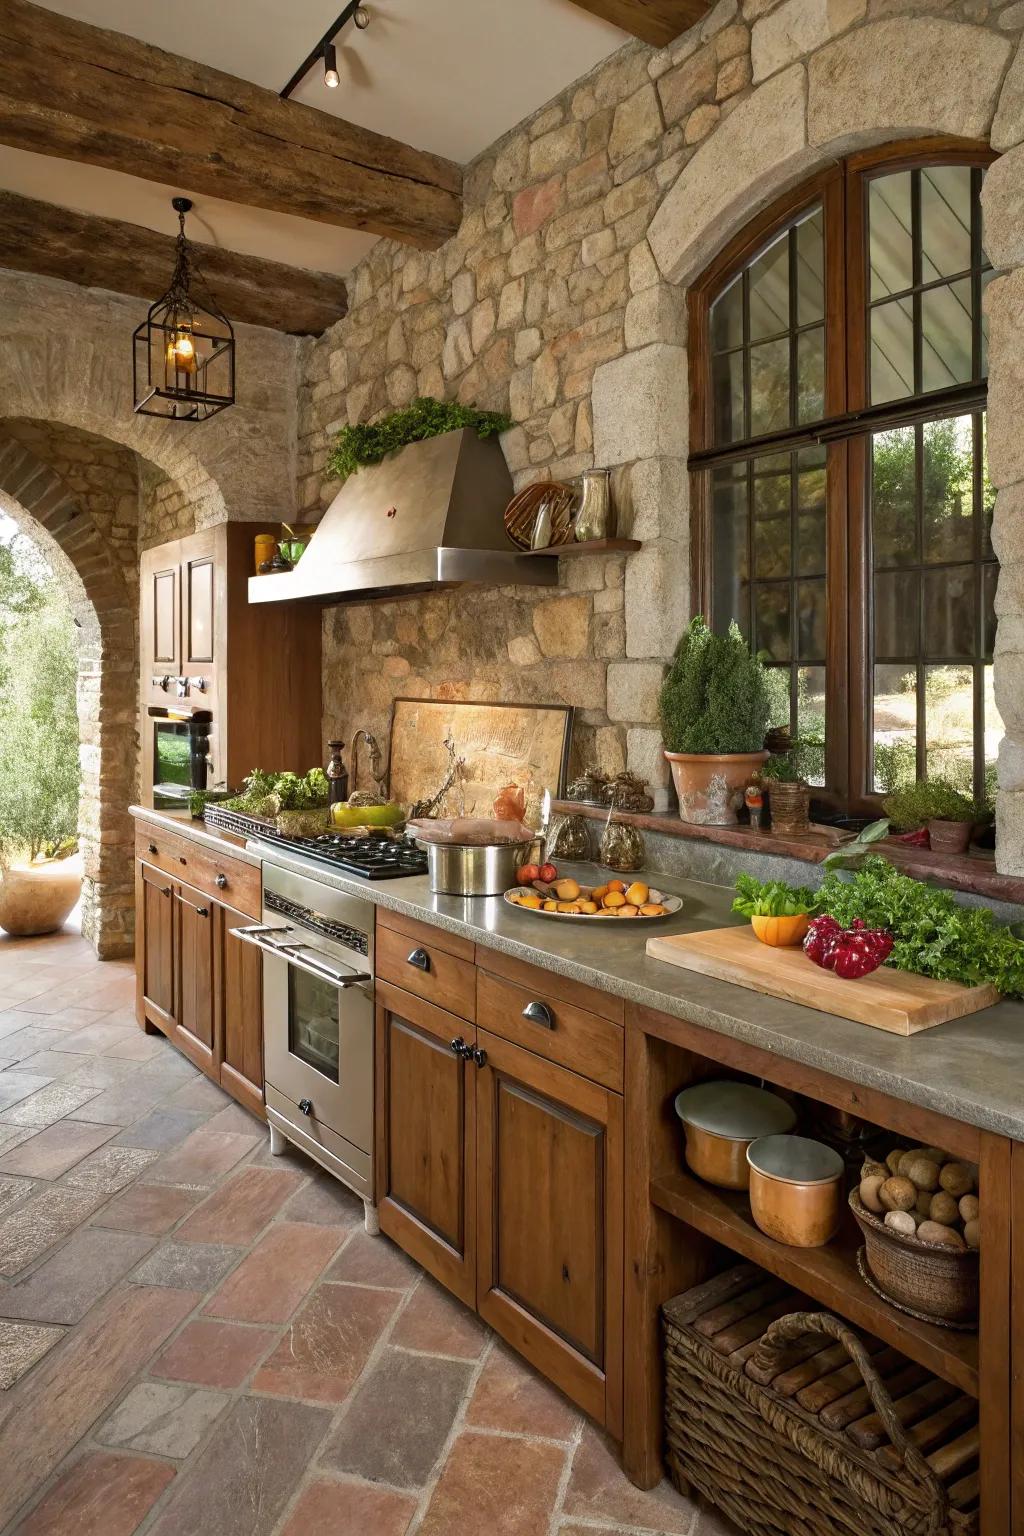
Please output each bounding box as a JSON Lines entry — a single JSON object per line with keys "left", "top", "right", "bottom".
{"left": 732, "top": 873, "right": 821, "bottom": 919}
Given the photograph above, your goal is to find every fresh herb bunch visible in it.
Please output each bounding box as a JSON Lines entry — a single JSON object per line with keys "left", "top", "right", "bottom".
{"left": 327, "top": 398, "right": 512, "bottom": 480}
{"left": 819, "top": 856, "right": 1024, "bottom": 997}
{"left": 659, "top": 616, "right": 775, "bottom": 755}
{"left": 882, "top": 779, "right": 980, "bottom": 832}
{"left": 225, "top": 767, "right": 329, "bottom": 817}
{"left": 732, "top": 873, "right": 821, "bottom": 918}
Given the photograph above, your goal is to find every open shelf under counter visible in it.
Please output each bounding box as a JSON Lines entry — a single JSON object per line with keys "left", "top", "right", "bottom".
{"left": 650, "top": 1167, "right": 979, "bottom": 1399}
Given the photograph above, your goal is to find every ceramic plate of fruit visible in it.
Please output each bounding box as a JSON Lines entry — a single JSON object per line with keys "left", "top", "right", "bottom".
{"left": 504, "top": 867, "right": 681, "bottom": 922}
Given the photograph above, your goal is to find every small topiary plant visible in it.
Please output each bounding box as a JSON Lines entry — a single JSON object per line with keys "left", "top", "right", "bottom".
{"left": 659, "top": 616, "right": 775, "bottom": 755}
{"left": 882, "top": 778, "right": 980, "bottom": 831}
{"left": 327, "top": 398, "right": 512, "bottom": 480}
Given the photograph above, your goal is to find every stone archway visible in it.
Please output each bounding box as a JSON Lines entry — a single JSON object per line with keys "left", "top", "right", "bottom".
{"left": 590, "top": 15, "right": 1024, "bottom": 872}
{"left": 0, "top": 434, "right": 136, "bottom": 958}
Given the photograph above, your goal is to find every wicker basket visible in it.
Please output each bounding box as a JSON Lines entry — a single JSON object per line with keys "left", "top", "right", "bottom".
{"left": 850, "top": 1191, "right": 979, "bottom": 1326}
{"left": 663, "top": 1264, "right": 978, "bottom": 1536}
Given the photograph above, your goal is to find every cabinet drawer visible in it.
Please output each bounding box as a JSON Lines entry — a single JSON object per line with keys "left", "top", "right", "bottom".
{"left": 375, "top": 921, "right": 476, "bottom": 1022}
{"left": 476, "top": 967, "right": 623, "bottom": 1093}
{"left": 135, "top": 824, "right": 260, "bottom": 919}
{"left": 376, "top": 907, "right": 475, "bottom": 962}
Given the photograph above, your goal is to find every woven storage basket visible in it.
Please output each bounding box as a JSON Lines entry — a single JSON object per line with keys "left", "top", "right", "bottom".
{"left": 850, "top": 1190, "right": 979, "bottom": 1326}
{"left": 663, "top": 1264, "right": 978, "bottom": 1536}
{"left": 768, "top": 780, "right": 811, "bottom": 835}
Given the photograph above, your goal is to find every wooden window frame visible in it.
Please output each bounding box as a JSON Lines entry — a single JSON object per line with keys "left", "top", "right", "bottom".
{"left": 688, "top": 137, "right": 995, "bottom": 815}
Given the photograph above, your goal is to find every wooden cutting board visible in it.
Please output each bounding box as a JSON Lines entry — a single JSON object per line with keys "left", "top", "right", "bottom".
{"left": 645, "top": 926, "right": 1000, "bottom": 1036}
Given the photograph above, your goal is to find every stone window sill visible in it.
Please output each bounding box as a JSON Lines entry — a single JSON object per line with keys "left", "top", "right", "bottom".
{"left": 551, "top": 800, "right": 1023, "bottom": 908}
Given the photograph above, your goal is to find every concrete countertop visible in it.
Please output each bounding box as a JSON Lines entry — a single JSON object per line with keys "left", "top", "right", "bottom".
{"left": 132, "top": 806, "right": 1024, "bottom": 1143}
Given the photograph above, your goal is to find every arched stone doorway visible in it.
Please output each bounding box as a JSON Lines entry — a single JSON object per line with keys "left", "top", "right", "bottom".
{"left": 0, "top": 432, "right": 138, "bottom": 958}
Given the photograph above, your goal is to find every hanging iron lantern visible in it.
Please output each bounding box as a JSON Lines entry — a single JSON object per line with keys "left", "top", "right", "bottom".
{"left": 133, "top": 197, "right": 235, "bottom": 421}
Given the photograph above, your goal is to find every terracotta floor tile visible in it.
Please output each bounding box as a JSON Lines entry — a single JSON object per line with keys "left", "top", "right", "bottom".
{"left": 320, "top": 1348, "right": 473, "bottom": 1488}
{"left": 16, "top": 1449, "right": 175, "bottom": 1536}
{"left": 0, "top": 1320, "right": 65, "bottom": 1389}
{"left": 280, "top": 1478, "right": 417, "bottom": 1536}
{"left": 0, "top": 1073, "right": 52, "bottom": 1112}
{"left": 0, "top": 1172, "right": 34, "bottom": 1216}
{"left": 0, "top": 1119, "right": 117, "bottom": 1180}
{"left": 49, "top": 1021, "right": 133, "bottom": 1055}
{"left": 113, "top": 1109, "right": 210, "bottom": 1151}
{"left": 175, "top": 1166, "right": 305, "bottom": 1246}
{"left": 142, "top": 1128, "right": 260, "bottom": 1190}
{"left": 146, "top": 1395, "right": 331, "bottom": 1536}
{"left": 278, "top": 1170, "right": 365, "bottom": 1227}
{"left": 203, "top": 1221, "right": 342, "bottom": 1323}
{"left": 103, "top": 1031, "right": 168, "bottom": 1061}
{"left": 327, "top": 1229, "right": 420, "bottom": 1289}
{"left": 390, "top": 1276, "right": 489, "bottom": 1360}
{"left": 418, "top": 1430, "right": 567, "bottom": 1536}
{"left": 562, "top": 1426, "right": 696, "bottom": 1533}
{"left": 164, "top": 1075, "right": 234, "bottom": 1113}
{"left": 0, "top": 1027, "right": 68, "bottom": 1062}
{"left": 63, "top": 1144, "right": 160, "bottom": 1197}
{"left": 466, "top": 1344, "right": 582, "bottom": 1440}
{"left": 200, "top": 1101, "right": 265, "bottom": 1136}
{"left": 97, "top": 1380, "right": 228, "bottom": 1459}
{"left": 152, "top": 1317, "right": 278, "bottom": 1388}
{"left": 91, "top": 1183, "right": 202, "bottom": 1235}
{"left": 1, "top": 1227, "right": 155, "bottom": 1324}
{"left": 0, "top": 1283, "right": 198, "bottom": 1530}
{"left": 0, "top": 1079, "right": 101, "bottom": 1127}
{"left": 130, "top": 1239, "right": 238, "bottom": 1292}
{"left": 0, "top": 1125, "right": 37, "bottom": 1159}
{"left": 253, "top": 1282, "right": 399, "bottom": 1402}
{"left": 0, "top": 1184, "right": 104, "bottom": 1276}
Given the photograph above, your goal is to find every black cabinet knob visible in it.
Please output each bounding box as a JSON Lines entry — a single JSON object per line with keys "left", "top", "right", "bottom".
{"left": 407, "top": 947, "right": 431, "bottom": 973}
{"left": 472, "top": 1046, "right": 488, "bottom": 1069}
{"left": 148, "top": 842, "right": 157, "bottom": 855}
{"left": 215, "top": 874, "right": 228, "bottom": 889}
{"left": 449, "top": 1036, "right": 467, "bottom": 1058}
{"left": 196, "top": 906, "right": 209, "bottom": 918}
{"left": 178, "top": 855, "right": 187, "bottom": 865}
{"left": 522, "top": 1001, "right": 554, "bottom": 1030}
{"left": 299, "top": 1098, "right": 313, "bottom": 1116}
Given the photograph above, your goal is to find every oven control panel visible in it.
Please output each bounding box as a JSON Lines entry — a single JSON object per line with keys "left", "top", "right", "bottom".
{"left": 265, "top": 890, "right": 369, "bottom": 957}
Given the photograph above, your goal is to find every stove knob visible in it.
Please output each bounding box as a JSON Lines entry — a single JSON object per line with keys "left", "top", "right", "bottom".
{"left": 298, "top": 1098, "right": 313, "bottom": 1117}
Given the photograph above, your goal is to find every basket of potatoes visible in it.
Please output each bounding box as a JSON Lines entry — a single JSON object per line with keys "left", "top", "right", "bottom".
{"left": 850, "top": 1146, "right": 979, "bottom": 1327}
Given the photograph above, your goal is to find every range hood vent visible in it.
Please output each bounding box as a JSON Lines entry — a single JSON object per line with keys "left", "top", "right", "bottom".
{"left": 248, "top": 427, "right": 557, "bottom": 605}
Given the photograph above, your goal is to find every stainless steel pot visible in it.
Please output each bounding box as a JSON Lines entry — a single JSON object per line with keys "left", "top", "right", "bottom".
{"left": 419, "top": 840, "right": 532, "bottom": 897}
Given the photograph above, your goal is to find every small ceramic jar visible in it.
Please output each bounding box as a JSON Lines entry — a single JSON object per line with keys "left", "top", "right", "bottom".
{"left": 673, "top": 1081, "right": 797, "bottom": 1190}
{"left": 746, "top": 1134, "right": 845, "bottom": 1247}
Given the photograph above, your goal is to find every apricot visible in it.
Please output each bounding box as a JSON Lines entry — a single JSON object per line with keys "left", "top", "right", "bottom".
{"left": 591, "top": 884, "right": 610, "bottom": 903}
{"left": 603, "top": 890, "right": 626, "bottom": 908}
{"left": 578, "top": 900, "right": 598, "bottom": 914}
{"left": 607, "top": 879, "right": 626, "bottom": 893}
{"left": 618, "top": 904, "right": 639, "bottom": 917}
{"left": 543, "top": 899, "right": 559, "bottom": 912}
{"left": 519, "top": 893, "right": 542, "bottom": 909}
{"left": 554, "top": 878, "right": 581, "bottom": 901}
{"left": 640, "top": 903, "right": 668, "bottom": 916}
{"left": 625, "top": 882, "right": 650, "bottom": 907}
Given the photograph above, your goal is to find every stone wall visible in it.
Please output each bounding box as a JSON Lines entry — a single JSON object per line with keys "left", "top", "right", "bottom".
{"left": 303, "top": 0, "right": 1024, "bottom": 865}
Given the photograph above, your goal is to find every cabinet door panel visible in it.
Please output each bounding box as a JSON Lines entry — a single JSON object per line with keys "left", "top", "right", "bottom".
{"left": 375, "top": 979, "right": 475, "bottom": 1305}
{"left": 219, "top": 903, "right": 264, "bottom": 1116}
{"left": 185, "top": 555, "right": 215, "bottom": 664}
{"left": 152, "top": 567, "right": 178, "bottom": 666}
{"left": 175, "top": 882, "right": 216, "bottom": 1074}
{"left": 137, "top": 861, "right": 174, "bottom": 1028}
{"left": 476, "top": 1027, "right": 623, "bottom": 1429}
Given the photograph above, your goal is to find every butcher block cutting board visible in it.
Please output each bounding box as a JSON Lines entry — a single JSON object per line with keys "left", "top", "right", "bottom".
{"left": 645, "top": 926, "right": 1001, "bottom": 1036}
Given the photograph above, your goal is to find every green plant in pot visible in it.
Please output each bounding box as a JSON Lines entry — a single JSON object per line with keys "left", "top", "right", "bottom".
{"left": 882, "top": 778, "right": 985, "bottom": 855}
{"left": 760, "top": 741, "right": 813, "bottom": 836}
{"left": 659, "top": 616, "right": 774, "bottom": 825}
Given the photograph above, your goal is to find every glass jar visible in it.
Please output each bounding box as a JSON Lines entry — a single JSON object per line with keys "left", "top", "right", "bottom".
{"left": 600, "top": 817, "right": 645, "bottom": 872}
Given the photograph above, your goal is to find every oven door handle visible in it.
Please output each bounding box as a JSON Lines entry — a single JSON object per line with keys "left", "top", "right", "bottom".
{"left": 230, "top": 925, "right": 372, "bottom": 989}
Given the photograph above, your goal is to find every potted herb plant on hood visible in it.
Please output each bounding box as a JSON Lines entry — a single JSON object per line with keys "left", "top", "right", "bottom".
{"left": 659, "top": 616, "right": 774, "bottom": 825}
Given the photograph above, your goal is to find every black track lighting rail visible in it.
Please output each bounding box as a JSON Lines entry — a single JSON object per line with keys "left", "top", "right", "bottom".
{"left": 279, "top": 2, "right": 366, "bottom": 99}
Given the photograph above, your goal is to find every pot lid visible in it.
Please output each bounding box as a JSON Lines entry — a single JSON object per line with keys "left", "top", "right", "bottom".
{"left": 673, "top": 1081, "right": 796, "bottom": 1140}
{"left": 747, "top": 1133, "right": 845, "bottom": 1184}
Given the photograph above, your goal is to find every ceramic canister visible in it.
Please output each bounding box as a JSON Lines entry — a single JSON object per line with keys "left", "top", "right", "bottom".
{"left": 746, "top": 1133, "right": 846, "bottom": 1248}
{"left": 673, "top": 1081, "right": 797, "bottom": 1190}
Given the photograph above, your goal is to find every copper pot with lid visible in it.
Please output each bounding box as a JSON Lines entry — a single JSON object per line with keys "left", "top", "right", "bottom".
{"left": 673, "top": 1081, "right": 797, "bottom": 1190}
{"left": 747, "top": 1134, "right": 845, "bottom": 1248}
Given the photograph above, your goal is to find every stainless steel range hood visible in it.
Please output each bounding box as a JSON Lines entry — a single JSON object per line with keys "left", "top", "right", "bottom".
{"left": 248, "top": 427, "right": 557, "bottom": 606}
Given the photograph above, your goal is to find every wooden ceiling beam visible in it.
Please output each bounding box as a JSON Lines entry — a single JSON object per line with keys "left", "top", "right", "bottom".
{"left": 0, "top": 191, "right": 348, "bottom": 335}
{"left": 566, "top": 0, "right": 709, "bottom": 47}
{"left": 0, "top": 0, "right": 462, "bottom": 249}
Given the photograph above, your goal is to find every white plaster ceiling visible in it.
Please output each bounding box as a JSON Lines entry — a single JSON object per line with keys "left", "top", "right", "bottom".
{"left": 11, "top": 0, "right": 628, "bottom": 278}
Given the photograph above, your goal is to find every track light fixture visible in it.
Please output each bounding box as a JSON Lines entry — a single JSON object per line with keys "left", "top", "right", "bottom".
{"left": 280, "top": 2, "right": 371, "bottom": 100}
{"left": 323, "top": 40, "right": 339, "bottom": 87}
{"left": 353, "top": 6, "right": 370, "bottom": 27}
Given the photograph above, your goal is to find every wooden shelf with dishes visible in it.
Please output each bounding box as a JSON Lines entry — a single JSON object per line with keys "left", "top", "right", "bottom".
{"left": 650, "top": 1166, "right": 979, "bottom": 1397}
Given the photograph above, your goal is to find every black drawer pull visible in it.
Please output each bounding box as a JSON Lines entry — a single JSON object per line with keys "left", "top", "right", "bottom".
{"left": 160, "top": 885, "right": 171, "bottom": 898}
{"left": 196, "top": 906, "right": 209, "bottom": 918}
{"left": 472, "top": 1046, "right": 488, "bottom": 1069}
{"left": 449, "top": 1036, "right": 471, "bottom": 1059}
{"left": 299, "top": 1098, "right": 313, "bottom": 1116}
{"left": 407, "top": 947, "right": 431, "bottom": 973}
{"left": 215, "top": 873, "right": 228, "bottom": 890}
{"left": 522, "top": 1001, "right": 554, "bottom": 1030}
{"left": 178, "top": 855, "right": 187, "bottom": 865}
{"left": 148, "top": 842, "right": 158, "bottom": 855}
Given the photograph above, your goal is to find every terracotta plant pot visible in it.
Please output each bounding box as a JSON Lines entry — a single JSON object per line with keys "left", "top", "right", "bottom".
{"left": 750, "top": 913, "right": 810, "bottom": 948}
{"left": 768, "top": 779, "right": 811, "bottom": 836}
{"left": 664, "top": 750, "right": 769, "bottom": 825}
{"left": 0, "top": 856, "right": 82, "bottom": 938}
{"left": 927, "top": 818, "right": 973, "bottom": 855}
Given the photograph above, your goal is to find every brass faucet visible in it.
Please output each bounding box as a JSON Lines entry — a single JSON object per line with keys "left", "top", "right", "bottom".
{"left": 350, "top": 729, "right": 387, "bottom": 798}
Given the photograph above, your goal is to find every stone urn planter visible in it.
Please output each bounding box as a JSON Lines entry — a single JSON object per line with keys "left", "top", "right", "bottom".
{"left": 664, "top": 750, "right": 769, "bottom": 826}
{"left": 0, "top": 855, "right": 82, "bottom": 938}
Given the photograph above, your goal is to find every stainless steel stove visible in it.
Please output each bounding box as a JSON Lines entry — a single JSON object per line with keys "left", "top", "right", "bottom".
{"left": 250, "top": 830, "right": 427, "bottom": 880}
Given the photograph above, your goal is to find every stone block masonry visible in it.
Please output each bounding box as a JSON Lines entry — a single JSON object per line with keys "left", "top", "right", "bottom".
{"left": 301, "top": 0, "right": 1024, "bottom": 870}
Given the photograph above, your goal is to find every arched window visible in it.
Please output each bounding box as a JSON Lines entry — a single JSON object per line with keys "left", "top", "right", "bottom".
{"left": 689, "top": 140, "right": 997, "bottom": 813}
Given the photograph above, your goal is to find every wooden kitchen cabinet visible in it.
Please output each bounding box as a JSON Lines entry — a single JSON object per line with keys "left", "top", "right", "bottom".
{"left": 218, "top": 902, "right": 265, "bottom": 1117}
{"left": 375, "top": 979, "right": 477, "bottom": 1306}
{"left": 475, "top": 1027, "right": 623, "bottom": 1432}
{"left": 136, "top": 859, "right": 175, "bottom": 1030}
{"left": 173, "top": 880, "right": 216, "bottom": 1075}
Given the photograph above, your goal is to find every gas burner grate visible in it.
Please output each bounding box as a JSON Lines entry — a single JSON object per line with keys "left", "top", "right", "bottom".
{"left": 258, "top": 831, "right": 427, "bottom": 880}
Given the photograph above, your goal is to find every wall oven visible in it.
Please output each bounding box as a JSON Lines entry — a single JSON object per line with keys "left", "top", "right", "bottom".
{"left": 232, "top": 861, "right": 377, "bottom": 1231}
{"left": 151, "top": 710, "right": 213, "bottom": 807}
